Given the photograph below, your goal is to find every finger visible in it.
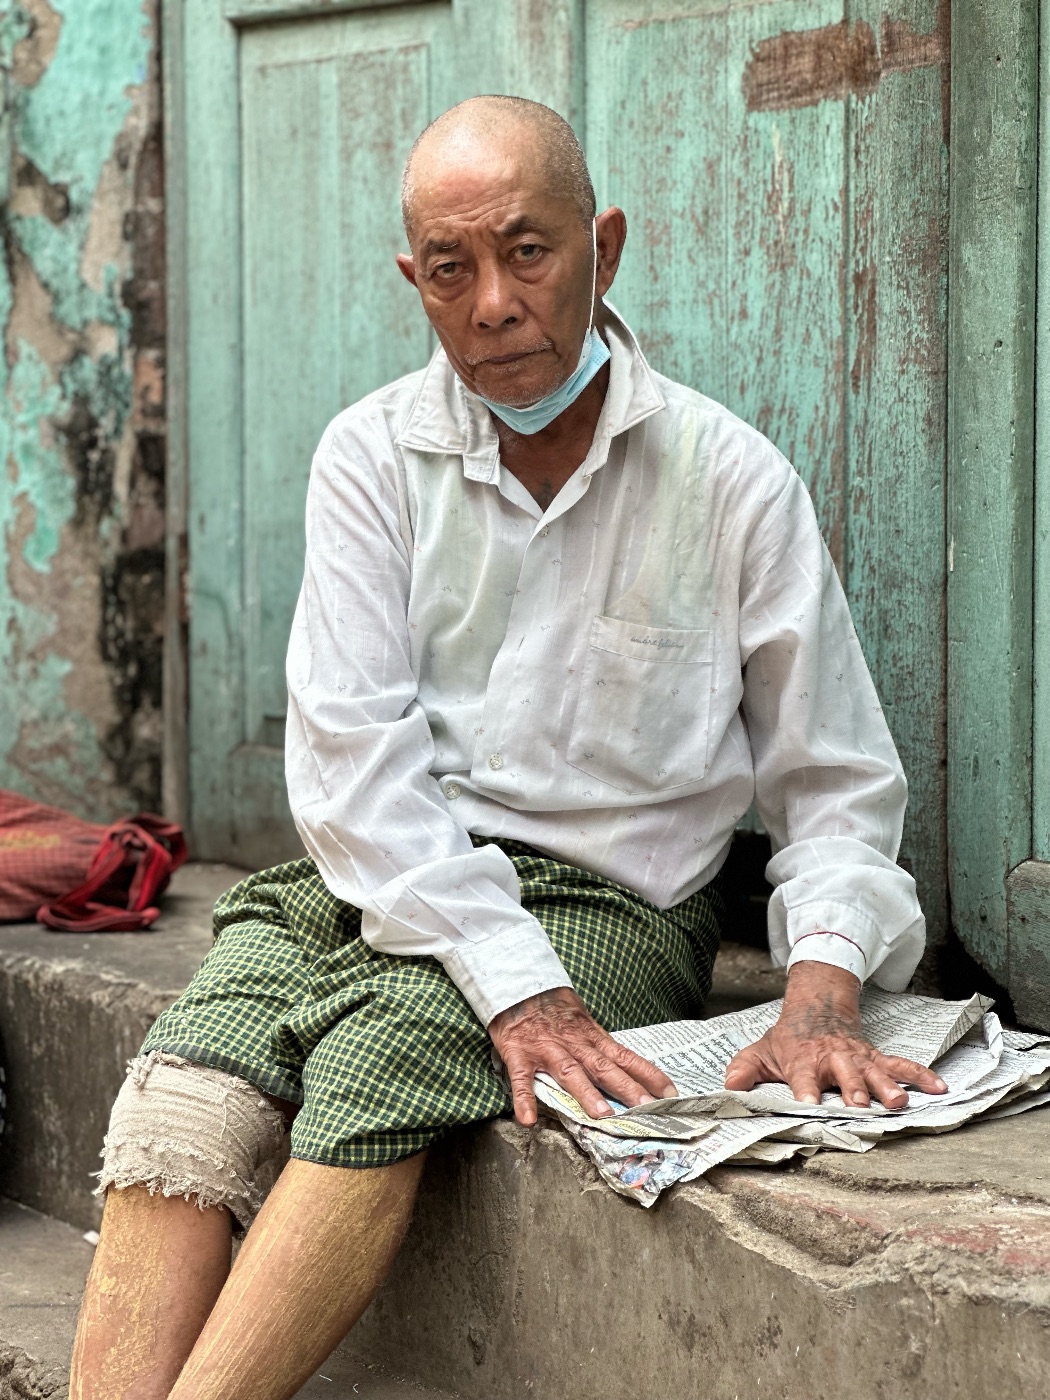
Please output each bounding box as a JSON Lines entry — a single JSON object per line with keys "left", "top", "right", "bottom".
{"left": 505, "top": 1055, "right": 540, "bottom": 1128}
{"left": 724, "top": 1043, "right": 773, "bottom": 1091}
{"left": 546, "top": 1054, "right": 613, "bottom": 1119}
{"left": 579, "top": 1048, "right": 665, "bottom": 1110}
{"left": 828, "top": 1052, "right": 870, "bottom": 1108}
{"left": 863, "top": 1064, "right": 909, "bottom": 1110}
{"left": 785, "top": 1066, "right": 823, "bottom": 1106}
{"left": 607, "top": 1042, "right": 678, "bottom": 1100}
{"left": 579, "top": 1047, "right": 677, "bottom": 1108}
{"left": 880, "top": 1056, "right": 948, "bottom": 1094}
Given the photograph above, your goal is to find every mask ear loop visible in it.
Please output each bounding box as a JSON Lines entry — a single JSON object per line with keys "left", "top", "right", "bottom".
{"left": 588, "top": 217, "right": 599, "bottom": 332}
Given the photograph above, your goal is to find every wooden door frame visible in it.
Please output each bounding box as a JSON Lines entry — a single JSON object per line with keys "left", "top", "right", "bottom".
{"left": 161, "top": 0, "right": 189, "bottom": 837}
{"left": 162, "top": 0, "right": 244, "bottom": 862}
{"left": 948, "top": 0, "right": 1048, "bottom": 1026}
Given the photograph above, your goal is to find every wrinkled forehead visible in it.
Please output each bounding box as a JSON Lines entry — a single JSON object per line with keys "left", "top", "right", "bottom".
{"left": 405, "top": 130, "right": 576, "bottom": 243}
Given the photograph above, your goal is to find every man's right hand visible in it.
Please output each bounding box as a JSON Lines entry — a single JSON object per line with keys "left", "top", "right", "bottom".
{"left": 488, "top": 987, "right": 678, "bottom": 1127}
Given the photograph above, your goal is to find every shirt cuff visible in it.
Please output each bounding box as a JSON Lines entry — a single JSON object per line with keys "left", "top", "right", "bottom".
{"left": 773, "top": 897, "right": 880, "bottom": 984}
{"left": 785, "top": 931, "right": 867, "bottom": 983}
{"left": 442, "top": 923, "right": 574, "bottom": 1026}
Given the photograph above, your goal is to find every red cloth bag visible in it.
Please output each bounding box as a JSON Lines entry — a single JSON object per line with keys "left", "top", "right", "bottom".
{"left": 0, "top": 790, "right": 187, "bottom": 931}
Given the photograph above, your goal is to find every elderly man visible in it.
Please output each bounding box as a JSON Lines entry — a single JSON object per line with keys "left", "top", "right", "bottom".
{"left": 71, "top": 96, "right": 944, "bottom": 1400}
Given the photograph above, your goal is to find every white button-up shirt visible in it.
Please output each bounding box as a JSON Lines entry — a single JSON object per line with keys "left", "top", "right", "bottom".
{"left": 286, "top": 308, "right": 925, "bottom": 1027}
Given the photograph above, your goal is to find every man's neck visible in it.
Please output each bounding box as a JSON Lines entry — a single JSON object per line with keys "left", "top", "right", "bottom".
{"left": 493, "top": 361, "right": 611, "bottom": 513}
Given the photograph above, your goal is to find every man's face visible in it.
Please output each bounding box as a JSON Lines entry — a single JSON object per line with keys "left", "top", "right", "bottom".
{"left": 397, "top": 147, "right": 603, "bottom": 407}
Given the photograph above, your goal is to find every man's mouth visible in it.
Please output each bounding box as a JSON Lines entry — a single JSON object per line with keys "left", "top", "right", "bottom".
{"left": 465, "top": 342, "right": 553, "bottom": 369}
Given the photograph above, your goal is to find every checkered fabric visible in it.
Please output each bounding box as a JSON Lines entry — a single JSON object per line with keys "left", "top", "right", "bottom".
{"left": 142, "top": 839, "right": 725, "bottom": 1168}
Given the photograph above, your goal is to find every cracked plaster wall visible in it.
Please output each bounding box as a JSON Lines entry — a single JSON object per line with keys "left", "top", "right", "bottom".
{"left": 0, "top": 0, "right": 165, "bottom": 820}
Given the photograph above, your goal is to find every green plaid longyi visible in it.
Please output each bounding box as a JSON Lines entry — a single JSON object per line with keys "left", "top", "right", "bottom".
{"left": 142, "top": 839, "right": 725, "bottom": 1168}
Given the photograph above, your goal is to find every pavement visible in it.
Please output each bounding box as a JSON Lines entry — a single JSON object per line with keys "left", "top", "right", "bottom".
{"left": 1, "top": 862, "right": 1049, "bottom": 1398}
{"left": 0, "top": 1198, "right": 457, "bottom": 1399}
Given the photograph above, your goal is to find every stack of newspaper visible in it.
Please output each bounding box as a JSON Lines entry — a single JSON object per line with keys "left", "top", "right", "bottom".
{"left": 534, "top": 990, "right": 1050, "bottom": 1207}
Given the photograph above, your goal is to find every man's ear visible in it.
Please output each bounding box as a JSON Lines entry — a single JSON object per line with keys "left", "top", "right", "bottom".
{"left": 594, "top": 207, "right": 627, "bottom": 299}
{"left": 396, "top": 253, "right": 419, "bottom": 288}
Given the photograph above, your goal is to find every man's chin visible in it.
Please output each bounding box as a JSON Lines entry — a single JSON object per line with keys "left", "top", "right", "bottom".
{"left": 471, "top": 370, "right": 560, "bottom": 408}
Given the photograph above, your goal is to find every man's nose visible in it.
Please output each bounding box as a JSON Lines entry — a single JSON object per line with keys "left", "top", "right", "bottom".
{"left": 473, "top": 261, "right": 520, "bottom": 330}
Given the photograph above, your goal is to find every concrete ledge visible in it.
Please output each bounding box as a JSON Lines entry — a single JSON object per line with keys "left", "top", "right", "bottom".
{"left": 0, "top": 862, "right": 784, "bottom": 1229}
{"left": 5, "top": 864, "right": 1048, "bottom": 1397}
{"left": 0, "top": 864, "right": 239, "bottom": 1230}
{"left": 346, "top": 1114, "right": 1050, "bottom": 1399}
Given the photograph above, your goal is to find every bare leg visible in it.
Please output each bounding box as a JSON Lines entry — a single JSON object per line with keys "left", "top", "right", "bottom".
{"left": 69, "top": 1187, "right": 233, "bottom": 1400}
{"left": 168, "top": 1153, "right": 426, "bottom": 1400}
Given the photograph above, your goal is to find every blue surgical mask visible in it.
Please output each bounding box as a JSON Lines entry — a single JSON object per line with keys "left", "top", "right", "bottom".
{"left": 472, "top": 220, "right": 610, "bottom": 435}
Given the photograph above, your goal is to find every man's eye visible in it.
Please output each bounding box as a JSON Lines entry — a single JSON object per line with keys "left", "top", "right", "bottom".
{"left": 434, "top": 262, "right": 460, "bottom": 278}
{"left": 516, "top": 244, "right": 541, "bottom": 260}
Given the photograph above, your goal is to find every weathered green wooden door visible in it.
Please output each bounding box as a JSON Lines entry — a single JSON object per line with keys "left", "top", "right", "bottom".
{"left": 171, "top": 0, "right": 950, "bottom": 953}
{"left": 170, "top": 0, "right": 582, "bottom": 867}
{"left": 582, "top": 0, "right": 949, "bottom": 950}
{"left": 947, "top": 0, "right": 1050, "bottom": 1028}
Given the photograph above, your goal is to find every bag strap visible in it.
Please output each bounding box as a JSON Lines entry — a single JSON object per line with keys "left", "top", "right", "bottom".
{"left": 37, "top": 899, "right": 161, "bottom": 933}
{"left": 36, "top": 814, "right": 187, "bottom": 932}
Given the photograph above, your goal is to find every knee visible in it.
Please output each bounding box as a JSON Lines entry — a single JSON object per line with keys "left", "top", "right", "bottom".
{"left": 97, "top": 1053, "right": 290, "bottom": 1232}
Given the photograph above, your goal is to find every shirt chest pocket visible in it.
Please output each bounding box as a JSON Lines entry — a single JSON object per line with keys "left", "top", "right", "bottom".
{"left": 566, "top": 616, "right": 715, "bottom": 795}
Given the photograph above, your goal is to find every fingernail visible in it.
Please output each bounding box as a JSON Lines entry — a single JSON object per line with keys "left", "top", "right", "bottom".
{"left": 800, "top": 1093, "right": 820, "bottom": 1105}
{"left": 594, "top": 1100, "right": 611, "bottom": 1116}
{"left": 851, "top": 1092, "right": 867, "bottom": 1106}
{"left": 934, "top": 1078, "right": 947, "bottom": 1091}
{"left": 638, "top": 1092, "right": 657, "bottom": 1105}
{"left": 661, "top": 1086, "right": 679, "bottom": 1099}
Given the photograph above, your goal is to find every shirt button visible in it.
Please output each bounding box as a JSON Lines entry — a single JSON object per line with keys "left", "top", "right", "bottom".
{"left": 488, "top": 752, "right": 504, "bottom": 771}
{"left": 540, "top": 525, "right": 550, "bottom": 537}
{"left": 444, "top": 781, "right": 462, "bottom": 800}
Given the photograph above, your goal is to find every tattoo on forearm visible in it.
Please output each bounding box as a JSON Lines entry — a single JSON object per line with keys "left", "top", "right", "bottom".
{"left": 783, "top": 991, "right": 860, "bottom": 1039}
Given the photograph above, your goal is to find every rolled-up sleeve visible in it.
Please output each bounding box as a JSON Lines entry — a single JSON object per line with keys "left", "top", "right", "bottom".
{"left": 737, "top": 460, "right": 925, "bottom": 990}
{"left": 285, "top": 414, "right": 571, "bottom": 1026}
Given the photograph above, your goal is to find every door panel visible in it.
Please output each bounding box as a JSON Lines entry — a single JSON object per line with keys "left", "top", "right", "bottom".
{"left": 587, "top": 0, "right": 847, "bottom": 558}
{"left": 585, "top": 0, "right": 949, "bottom": 944}
{"left": 241, "top": 19, "right": 435, "bottom": 741}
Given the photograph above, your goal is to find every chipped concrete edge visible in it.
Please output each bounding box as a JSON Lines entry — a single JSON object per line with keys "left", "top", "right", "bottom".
{"left": 0, "top": 946, "right": 177, "bottom": 1019}
{"left": 0, "top": 1340, "right": 66, "bottom": 1400}
{"left": 505, "top": 1122, "right": 1050, "bottom": 1315}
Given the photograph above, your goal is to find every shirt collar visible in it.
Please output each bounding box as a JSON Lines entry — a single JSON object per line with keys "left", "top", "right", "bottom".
{"left": 395, "top": 303, "right": 666, "bottom": 482}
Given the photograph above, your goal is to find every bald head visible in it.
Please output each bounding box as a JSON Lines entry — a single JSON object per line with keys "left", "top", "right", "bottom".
{"left": 401, "top": 95, "right": 596, "bottom": 237}
{"left": 394, "top": 96, "right": 626, "bottom": 414}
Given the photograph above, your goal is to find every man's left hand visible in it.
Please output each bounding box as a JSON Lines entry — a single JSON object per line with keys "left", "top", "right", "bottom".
{"left": 724, "top": 960, "right": 948, "bottom": 1109}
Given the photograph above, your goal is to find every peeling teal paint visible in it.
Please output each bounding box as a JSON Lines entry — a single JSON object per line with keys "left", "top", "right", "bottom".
{"left": 18, "top": 0, "right": 150, "bottom": 203}
{"left": 0, "top": 0, "right": 158, "bottom": 814}
{"left": 0, "top": 7, "right": 31, "bottom": 66}
{"left": 61, "top": 349, "right": 133, "bottom": 442}
{"left": 9, "top": 214, "right": 128, "bottom": 332}
{"left": 0, "top": 254, "right": 86, "bottom": 796}
{"left": 8, "top": 341, "right": 70, "bottom": 572}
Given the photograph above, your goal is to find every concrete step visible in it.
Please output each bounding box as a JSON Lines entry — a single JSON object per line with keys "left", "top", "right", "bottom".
{"left": 3, "top": 865, "right": 1050, "bottom": 1398}
{"left": 0, "top": 1198, "right": 457, "bottom": 1399}
{"left": 0, "top": 861, "right": 785, "bottom": 1230}
{"left": 4, "top": 1118, "right": 1050, "bottom": 1400}
{"left": 0, "top": 863, "right": 246, "bottom": 1230}
{"left": 353, "top": 1113, "right": 1050, "bottom": 1399}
